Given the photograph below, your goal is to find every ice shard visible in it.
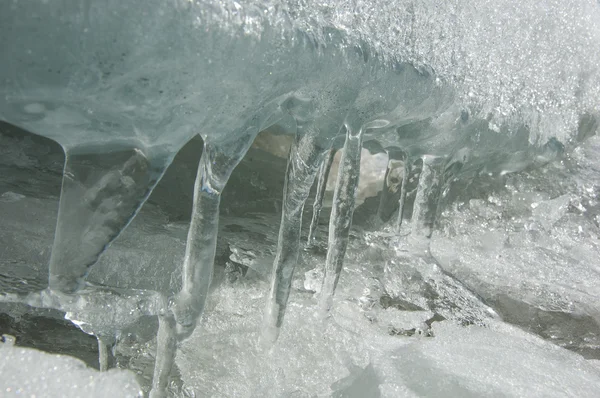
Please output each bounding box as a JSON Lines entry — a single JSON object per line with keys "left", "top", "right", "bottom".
{"left": 48, "top": 147, "right": 169, "bottom": 293}
{"left": 307, "top": 148, "right": 336, "bottom": 245}
{"left": 97, "top": 337, "right": 110, "bottom": 372}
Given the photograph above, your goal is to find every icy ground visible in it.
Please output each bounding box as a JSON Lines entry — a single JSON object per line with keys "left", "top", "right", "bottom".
{"left": 1, "top": 122, "right": 600, "bottom": 396}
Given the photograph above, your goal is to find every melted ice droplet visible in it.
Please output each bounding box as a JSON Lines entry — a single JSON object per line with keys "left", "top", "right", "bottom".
{"left": 49, "top": 147, "right": 169, "bottom": 294}
{"left": 262, "top": 126, "right": 331, "bottom": 345}
{"left": 319, "top": 125, "right": 365, "bottom": 316}
{"left": 307, "top": 147, "right": 335, "bottom": 245}
{"left": 174, "top": 128, "right": 258, "bottom": 339}
{"left": 410, "top": 156, "right": 442, "bottom": 239}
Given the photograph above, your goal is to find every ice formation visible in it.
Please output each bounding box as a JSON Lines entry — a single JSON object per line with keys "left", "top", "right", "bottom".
{"left": 1, "top": 335, "right": 142, "bottom": 397}
{"left": 1, "top": 0, "right": 600, "bottom": 396}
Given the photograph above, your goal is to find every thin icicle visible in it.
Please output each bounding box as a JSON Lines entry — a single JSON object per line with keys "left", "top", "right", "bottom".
{"left": 149, "top": 314, "right": 177, "bottom": 398}
{"left": 307, "top": 148, "right": 335, "bottom": 245}
{"left": 395, "top": 157, "right": 412, "bottom": 231}
{"left": 262, "top": 126, "right": 331, "bottom": 345}
{"left": 410, "top": 155, "right": 442, "bottom": 239}
{"left": 318, "top": 125, "right": 365, "bottom": 317}
{"left": 377, "top": 150, "right": 405, "bottom": 223}
{"left": 173, "top": 128, "right": 258, "bottom": 340}
{"left": 49, "top": 147, "right": 169, "bottom": 294}
{"left": 97, "top": 337, "right": 110, "bottom": 372}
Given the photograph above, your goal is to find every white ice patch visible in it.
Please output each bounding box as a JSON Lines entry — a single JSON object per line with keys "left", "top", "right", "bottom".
{"left": 0, "top": 341, "right": 142, "bottom": 397}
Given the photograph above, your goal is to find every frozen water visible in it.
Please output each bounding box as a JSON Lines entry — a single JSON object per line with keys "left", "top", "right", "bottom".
{"left": 263, "top": 123, "right": 333, "bottom": 344}
{"left": 3, "top": 117, "right": 600, "bottom": 395}
{"left": 174, "top": 128, "right": 258, "bottom": 338}
{"left": 174, "top": 263, "right": 600, "bottom": 397}
{"left": 0, "top": 336, "right": 142, "bottom": 397}
{"left": 1, "top": 0, "right": 600, "bottom": 396}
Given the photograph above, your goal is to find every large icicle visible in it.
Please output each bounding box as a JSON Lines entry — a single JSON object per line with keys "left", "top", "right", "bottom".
{"left": 262, "top": 126, "right": 332, "bottom": 345}
{"left": 48, "top": 147, "right": 169, "bottom": 294}
{"left": 173, "top": 128, "right": 258, "bottom": 340}
{"left": 318, "top": 124, "right": 365, "bottom": 317}
{"left": 307, "top": 148, "right": 335, "bottom": 245}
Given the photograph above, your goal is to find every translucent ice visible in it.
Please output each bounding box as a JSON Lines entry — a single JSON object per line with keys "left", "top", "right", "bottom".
{"left": 307, "top": 148, "right": 336, "bottom": 245}
{"left": 0, "top": 339, "right": 142, "bottom": 397}
{"left": 1, "top": 0, "right": 600, "bottom": 395}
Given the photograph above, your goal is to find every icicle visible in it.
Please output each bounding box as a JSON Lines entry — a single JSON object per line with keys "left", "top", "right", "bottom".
{"left": 261, "top": 126, "right": 331, "bottom": 345}
{"left": 149, "top": 314, "right": 177, "bottom": 398}
{"left": 173, "top": 127, "right": 258, "bottom": 340}
{"left": 96, "top": 333, "right": 117, "bottom": 372}
{"left": 48, "top": 147, "right": 170, "bottom": 294}
{"left": 377, "top": 149, "right": 405, "bottom": 223}
{"left": 395, "top": 157, "right": 412, "bottom": 231}
{"left": 307, "top": 148, "right": 335, "bottom": 245}
{"left": 410, "top": 155, "right": 442, "bottom": 239}
{"left": 318, "top": 124, "right": 365, "bottom": 317}
{"left": 97, "top": 336, "right": 110, "bottom": 371}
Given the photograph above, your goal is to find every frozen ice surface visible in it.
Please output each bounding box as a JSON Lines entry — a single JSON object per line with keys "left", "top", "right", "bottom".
{"left": 1, "top": 0, "right": 600, "bottom": 396}
{"left": 176, "top": 276, "right": 600, "bottom": 397}
{"left": 392, "top": 321, "right": 600, "bottom": 397}
{"left": 0, "top": 336, "right": 142, "bottom": 397}
{"left": 430, "top": 138, "right": 600, "bottom": 358}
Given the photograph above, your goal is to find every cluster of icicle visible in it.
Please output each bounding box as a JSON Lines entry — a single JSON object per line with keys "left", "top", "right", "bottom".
{"left": 115, "top": 64, "right": 453, "bottom": 398}
{"left": 1, "top": 1, "right": 600, "bottom": 397}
